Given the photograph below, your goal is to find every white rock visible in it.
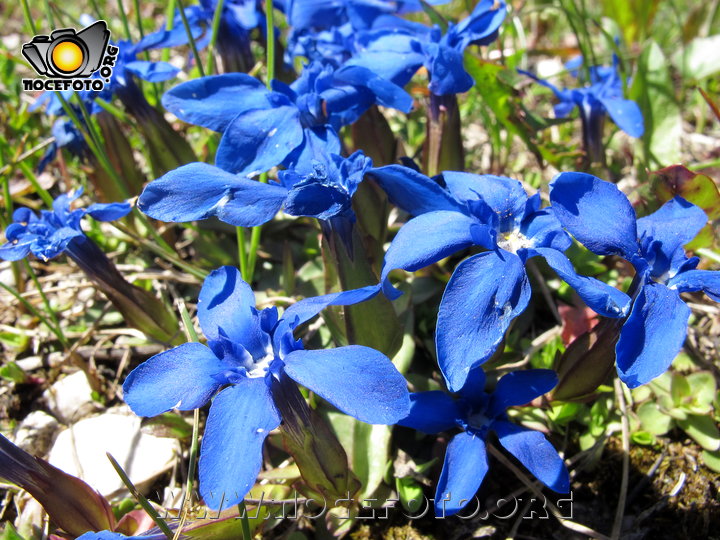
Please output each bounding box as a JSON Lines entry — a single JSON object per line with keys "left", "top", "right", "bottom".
{"left": 43, "top": 371, "right": 101, "bottom": 423}
{"left": 13, "top": 410, "right": 59, "bottom": 455}
{"left": 48, "top": 409, "right": 177, "bottom": 497}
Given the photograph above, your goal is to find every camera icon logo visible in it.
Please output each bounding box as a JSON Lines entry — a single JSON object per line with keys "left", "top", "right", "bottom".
{"left": 22, "top": 20, "right": 110, "bottom": 79}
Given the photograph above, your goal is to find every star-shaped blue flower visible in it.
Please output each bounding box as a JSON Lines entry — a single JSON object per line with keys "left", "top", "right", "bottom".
{"left": 122, "top": 266, "right": 409, "bottom": 510}
{"left": 520, "top": 56, "right": 644, "bottom": 154}
{"left": 399, "top": 368, "right": 569, "bottom": 516}
{"left": 370, "top": 166, "right": 631, "bottom": 391}
{"left": 347, "top": 0, "right": 507, "bottom": 96}
{"left": 138, "top": 151, "right": 372, "bottom": 249}
{"left": 0, "top": 189, "right": 130, "bottom": 262}
{"left": 161, "top": 60, "right": 411, "bottom": 176}
{"left": 550, "top": 172, "right": 720, "bottom": 387}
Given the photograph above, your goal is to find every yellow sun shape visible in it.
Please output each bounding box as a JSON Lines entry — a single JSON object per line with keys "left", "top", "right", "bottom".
{"left": 51, "top": 41, "right": 84, "bottom": 73}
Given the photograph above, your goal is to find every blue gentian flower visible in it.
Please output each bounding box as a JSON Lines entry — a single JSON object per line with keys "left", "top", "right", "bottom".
{"left": 161, "top": 60, "right": 411, "bottom": 175}
{"left": 122, "top": 266, "right": 410, "bottom": 509}
{"left": 0, "top": 189, "right": 130, "bottom": 262}
{"left": 138, "top": 151, "right": 372, "bottom": 246}
{"left": 77, "top": 533, "right": 163, "bottom": 540}
{"left": 370, "top": 166, "right": 631, "bottom": 391}
{"left": 283, "top": 0, "right": 451, "bottom": 63}
{"left": 520, "top": 56, "right": 644, "bottom": 159}
{"left": 399, "top": 368, "right": 569, "bottom": 516}
{"left": 347, "top": 0, "right": 507, "bottom": 95}
{"left": 550, "top": 172, "right": 720, "bottom": 387}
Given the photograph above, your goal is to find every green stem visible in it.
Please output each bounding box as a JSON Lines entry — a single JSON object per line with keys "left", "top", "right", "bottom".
{"left": 237, "top": 226, "right": 249, "bottom": 282}
{"left": 22, "top": 259, "right": 64, "bottom": 342}
{"left": 206, "top": 0, "right": 227, "bottom": 76}
{"left": 41, "top": 0, "right": 56, "bottom": 29}
{"left": 116, "top": 0, "right": 133, "bottom": 40}
{"left": 265, "top": 0, "right": 275, "bottom": 85}
{"left": 20, "top": 0, "right": 37, "bottom": 34}
{"left": 243, "top": 0, "right": 276, "bottom": 285}
{"left": 176, "top": 0, "right": 205, "bottom": 77}
{"left": 0, "top": 281, "right": 67, "bottom": 347}
{"left": 238, "top": 501, "right": 252, "bottom": 540}
{"left": 106, "top": 453, "right": 174, "bottom": 539}
{"left": 161, "top": 0, "right": 178, "bottom": 63}
{"left": 17, "top": 162, "right": 54, "bottom": 207}
{"left": 111, "top": 220, "right": 208, "bottom": 280}
{"left": 89, "top": 0, "right": 106, "bottom": 20}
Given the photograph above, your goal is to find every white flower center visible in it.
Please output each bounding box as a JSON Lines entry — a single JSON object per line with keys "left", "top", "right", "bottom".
{"left": 497, "top": 231, "right": 532, "bottom": 254}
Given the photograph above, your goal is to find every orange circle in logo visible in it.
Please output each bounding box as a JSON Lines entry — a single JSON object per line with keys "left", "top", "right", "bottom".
{"left": 51, "top": 41, "right": 84, "bottom": 73}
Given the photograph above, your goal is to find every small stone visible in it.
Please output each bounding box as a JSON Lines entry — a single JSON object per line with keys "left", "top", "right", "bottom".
{"left": 43, "top": 371, "right": 101, "bottom": 423}
{"left": 13, "top": 410, "right": 59, "bottom": 455}
{"left": 48, "top": 408, "right": 177, "bottom": 497}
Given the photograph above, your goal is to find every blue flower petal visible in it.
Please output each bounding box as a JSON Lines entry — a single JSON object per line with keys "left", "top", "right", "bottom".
{"left": 435, "top": 431, "right": 488, "bottom": 517}
{"left": 487, "top": 370, "right": 557, "bottom": 418}
{"left": 199, "top": 379, "right": 280, "bottom": 510}
{"left": 616, "top": 282, "right": 690, "bottom": 388}
{"left": 138, "top": 162, "right": 287, "bottom": 226}
{"left": 397, "top": 391, "right": 461, "bottom": 434}
{"left": 125, "top": 60, "right": 180, "bottom": 83}
{"left": 669, "top": 269, "right": 720, "bottom": 302}
{"left": 274, "top": 285, "right": 381, "bottom": 351}
{"left": 520, "top": 209, "right": 572, "bottom": 252}
{"left": 284, "top": 181, "right": 351, "bottom": 221}
{"left": 425, "top": 43, "right": 474, "bottom": 96}
{"left": 84, "top": 202, "right": 132, "bottom": 221}
{"left": 454, "top": 0, "right": 507, "bottom": 47}
{"left": 335, "top": 65, "right": 413, "bottom": 113}
{"left": 216, "top": 105, "right": 304, "bottom": 175}
{"left": 598, "top": 96, "right": 644, "bottom": 138}
{"left": 550, "top": 172, "right": 639, "bottom": 258}
{"left": 537, "top": 247, "right": 631, "bottom": 318}
{"left": 380, "top": 210, "right": 484, "bottom": 299}
{"left": 637, "top": 197, "right": 707, "bottom": 270}
{"left": 442, "top": 173, "right": 527, "bottom": 227}
{"left": 437, "top": 251, "right": 532, "bottom": 392}
{"left": 197, "top": 266, "right": 269, "bottom": 359}
{"left": 457, "top": 368, "right": 487, "bottom": 407}
{"left": 283, "top": 127, "right": 342, "bottom": 175}
{"left": 493, "top": 420, "right": 569, "bottom": 493}
{"left": 283, "top": 345, "right": 410, "bottom": 424}
{"left": 369, "top": 165, "right": 463, "bottom": 215}
{"left": 0, "top": 236, "right": 34, "bottom": 261}
{"left": 162, "top": 74, "right": 270, "bottom": 132}
{"left": 122, "top": 343, "right": 229, "bottom": 417}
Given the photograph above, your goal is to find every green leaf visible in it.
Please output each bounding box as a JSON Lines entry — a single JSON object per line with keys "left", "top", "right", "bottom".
{"left": 650, "top": 165, "right": 720, "bottom": 221}
{"left": 0, "top": 331, "right": 29, "bottom": 351}
{"left": 673, "top": 35, "right": 720, "bottom": 80}
{"left": 601, "top": 0, "right": 659, "bottom": 45}
{"left": 701, "top": 449, "right": 720, "bottom": 473}
{"left": 636, "top": 401, "right": 673, "bottom": 435}
{"left": 396, "top": 476, "right": 426, "bottom": 513}
{"left": 631, "top": 431, "right": 656, "bottom": 446}
{"left": 677, "top": 414, "right": 720, "bottom": 451}
{"left": 548, "top": 402, "right": 583, "bottom": 425}
{"left": 671, "top": 373, "right": 692, "bottom": 406}
{"left": 0, "top": 523, "right": 26, "bottom": 540}
{"left": 687, "top": 372, "right": 717, "bottom": 408}
{"left": 325, "top": 411, "right": 392, "bottom": 500}
{"left": 0, "top": 362, "right": 27, "bottom": 384}
{"left": 630, "top": 40, "right": 682, "bottom": 168}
